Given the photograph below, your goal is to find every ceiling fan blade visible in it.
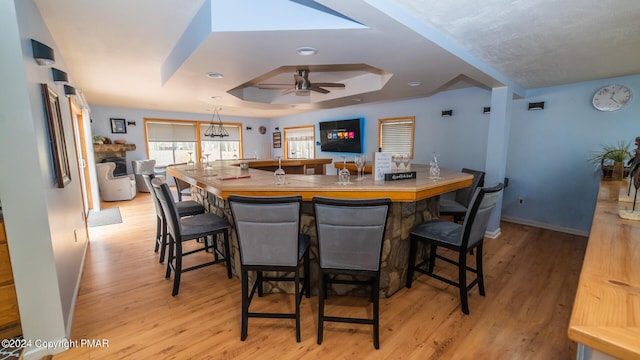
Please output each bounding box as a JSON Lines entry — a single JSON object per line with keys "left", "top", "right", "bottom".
{"left": 281, "top": 87, "right": 296, "bottom": 95}
{"left": 256, "top": 84, "right": 291, "bottom": 89}
{"left": 312, "top": 83, "right": 345, "bottom": 88}
{"left": 309, "top": 86, "right": 330, "bottom": 94}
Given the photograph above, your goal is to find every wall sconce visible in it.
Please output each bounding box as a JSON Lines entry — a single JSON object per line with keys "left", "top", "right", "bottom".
{"left": 483, "top": 107, "right": 491, "bottom": 114}
{"left": 51, "top": 68, "right": 68, "bottom": 84}
{"left": 441, "top": 110, "right": 453, "bottom": 117}
{"left": 31, "top": 39, "right": 55, "bottom": 66}
{"left": 528, "top": 101, "right": 545, "bottom": 110}
{"left": 246, "top": 126, "right": 252, "bottom": 130}
{"left": 275, "top": 126, "right": 280, "bottom": 131}
{"left": 63, "top": 85, "right": 76, "bottom": 97}
{"left": 127, "top": 121, "right": 136, "bottom": 127}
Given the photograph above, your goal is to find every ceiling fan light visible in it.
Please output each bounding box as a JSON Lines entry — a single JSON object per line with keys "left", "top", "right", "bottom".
{"left": 296, "top": 47, "right": 317, "bottom": 56}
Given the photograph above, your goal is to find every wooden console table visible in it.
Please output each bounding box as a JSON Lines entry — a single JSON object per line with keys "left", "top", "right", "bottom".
{"left": 568, "top": 180, "right": 640, "bottom": 359}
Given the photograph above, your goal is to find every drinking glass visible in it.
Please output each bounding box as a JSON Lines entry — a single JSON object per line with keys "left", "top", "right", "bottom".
{"left": 354, "top": 155, "right": 365, "bottom": 180}
{"left": 338, "top": 156, "right": 351, "bottom": 184}
{"left": 429, "top": 152, "right": 441, "bottom": 179}
{"left": 204, "top": 153, "right": 212, "bottom": 169}
{"left": 187, "top": 151, "right": 195, "bottom": 169}
{"left": 274, "top": 157, "right": 286, "bottom": 185}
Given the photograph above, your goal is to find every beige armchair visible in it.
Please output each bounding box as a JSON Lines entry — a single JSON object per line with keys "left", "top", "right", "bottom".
{"left": 132, "top": 159, "right": 156, "bottom": 192}
{"left": 96, "top": 162, "right": 136, "bottom": 201}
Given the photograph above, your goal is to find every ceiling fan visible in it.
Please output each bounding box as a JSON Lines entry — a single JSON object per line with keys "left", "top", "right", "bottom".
{"left": 257, "top": 69, "right": 345, "bottom": 95}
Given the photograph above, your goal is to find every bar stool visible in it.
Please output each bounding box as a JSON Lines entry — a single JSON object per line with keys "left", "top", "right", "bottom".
{"left": 152, "top": 178, "right": 232, "bottom": 296}
{"left": 228, "top": 195, "right": 310, "bottom": 342}
{"left": 313, "top": 196, "right": 391, "bottom": 349}
{"left": 406, "top": 183, "right": 504, "bottom": 314}
{"left": 439, "top": 168, "right": 485, "bottom": 223}
{"left": 143, "top": 174, "right": 205, "bottom": 263}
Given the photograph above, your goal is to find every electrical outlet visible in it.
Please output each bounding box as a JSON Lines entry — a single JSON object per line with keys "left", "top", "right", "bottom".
{"left": 518, "top": 198, "right": 524, "bottom": 205}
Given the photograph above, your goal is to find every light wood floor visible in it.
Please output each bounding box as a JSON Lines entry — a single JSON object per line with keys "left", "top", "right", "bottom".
{"left": 52, "top": 192, "right": 587, "bottom": 359}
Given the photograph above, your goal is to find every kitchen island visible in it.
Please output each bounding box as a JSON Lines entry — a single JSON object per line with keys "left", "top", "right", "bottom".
{"left": 168, "top": 161, "right": 472, "bottom": 296}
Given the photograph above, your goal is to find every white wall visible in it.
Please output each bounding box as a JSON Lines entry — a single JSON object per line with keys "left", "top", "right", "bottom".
{"left": 0, "top": 0, "right": 88, "bottom": 358}
{"left": 89, "top": 106, "right": 271, "bottom": 173}
{"left": 271, "top": 77, "right": 640, "bottom": 236}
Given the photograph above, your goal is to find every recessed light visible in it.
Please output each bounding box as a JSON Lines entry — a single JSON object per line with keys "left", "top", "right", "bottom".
{"left": 296, "top": 47, "right": 317, "bottom": 56}
{"left": 206, "top": 72, "right": 224, "bottom": 79}
{"left": 351, "top": 98, "right": 362, "bottom": 102}
{"left": 210, "top": 96, "right": 219, "bottom": 99}
{"left": 408, "top": 81, "right": 422, "bottom": 87}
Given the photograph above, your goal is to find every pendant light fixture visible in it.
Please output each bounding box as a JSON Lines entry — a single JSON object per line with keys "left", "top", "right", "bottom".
{"left": 204, "top": 108, "right": 229, "bottom": 138}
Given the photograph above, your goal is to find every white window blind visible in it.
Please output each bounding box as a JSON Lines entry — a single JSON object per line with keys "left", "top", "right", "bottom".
{"left": 379, "top": 118, "right": 414, "bottom": 157}
{"left": 147, "top": 122, "right": 197, "bottom": 141}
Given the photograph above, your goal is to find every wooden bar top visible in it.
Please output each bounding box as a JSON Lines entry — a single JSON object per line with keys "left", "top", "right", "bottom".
{"left": 168, "top": 162, "right": 472, "bottom": 202}
{"left": 568, "top": 180, "right": 640, "bottom": 359}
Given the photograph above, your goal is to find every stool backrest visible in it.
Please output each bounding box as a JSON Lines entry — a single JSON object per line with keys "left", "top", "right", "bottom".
{"left": 143, "top": 174, "right": 164, "bottom": 219}
{"left": 152, "top": 178, "right": 182, "bottom": 240}
{"left": 313, "top": 197, "right": 391, "bottom": 271}
{"left": 462, "top": 183, "right": 504, "bottom": 248}
{"left": 228, "top": 195, "right": 302, "bottom": 267}
{"left": 455, "top": 168, "right": 486, "bottom": 207}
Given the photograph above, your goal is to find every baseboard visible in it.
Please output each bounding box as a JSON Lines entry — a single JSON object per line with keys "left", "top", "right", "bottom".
{"left": 485, "top": 227, "right": 501, "bottom": 239}
{"left": 66, "top": 238, "right": 89, "bottom": 338}
{"left": 501, "top": 216, "right": 589, "bottom": 237}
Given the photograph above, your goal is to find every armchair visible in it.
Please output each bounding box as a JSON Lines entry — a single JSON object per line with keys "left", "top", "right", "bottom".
{"left": 132, "top": 159, "right": 157, "bottom": 192}
{"left": 96, "top": 162, "right": 136, "bottom": 201}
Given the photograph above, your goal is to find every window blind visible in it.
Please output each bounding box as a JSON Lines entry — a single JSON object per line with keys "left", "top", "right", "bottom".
{"left": 147, "top": 122, "right": 197, "bottom": 142}
{"left": 380, "top": 120, "right": 413, "bottom": 155}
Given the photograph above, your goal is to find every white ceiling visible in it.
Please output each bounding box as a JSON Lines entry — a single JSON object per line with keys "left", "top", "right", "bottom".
{"left": 33, "top": 0, "right": 640, "bottom": 119}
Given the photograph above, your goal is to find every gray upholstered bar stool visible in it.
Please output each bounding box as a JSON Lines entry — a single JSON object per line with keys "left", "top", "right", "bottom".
{"left": 152, "top": 178, "right": 232, "bottom": 296}
{"left": 439, "top": 168, "right": 485, "bottom": 223}
{"left": 143, "top": 174, "right": 205, "bottom": 263}
{"left": 228, "top": 195, "right": 310, "bottom": 342}
{"left": 313, "top": 196, "right": 391, "bottom": 349}
{"left": 406, "top": 183, "right": 504, "bottom": 314}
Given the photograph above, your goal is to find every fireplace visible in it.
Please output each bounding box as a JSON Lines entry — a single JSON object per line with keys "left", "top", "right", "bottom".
{"left": 101, "top": 157, "right": 127, "bottom": 176}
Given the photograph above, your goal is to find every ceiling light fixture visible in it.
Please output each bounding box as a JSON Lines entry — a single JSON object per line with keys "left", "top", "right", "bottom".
{"left": 31, "top": 39, "right": 55, "bottom": 66}
{"left": 51, "top": 68, "right": 68, "bottom": 84}
{"left": 296, "top": 47, "right": 317, "bottom": 56}
{"left": 206, "top": 72, "right": 224, "bottom": 79}
{"left": 204, "top": 108, "right": 229, "bottom": 138}
{"left": 408, "top": 81, "right": 422, "bottom": 87}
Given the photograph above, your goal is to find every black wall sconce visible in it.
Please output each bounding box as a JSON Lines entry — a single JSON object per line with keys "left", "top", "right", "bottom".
{"left": 528, "top": 101, "right": 545, "bottom": 110}
{"left": 51, "top": 68, "right": 68, "bottom": 84}
{"left": 127, "top": 121, "right": 136, "bottom": 127}
{"left": 31, "top": 39, "right": 55, "bottom": 66}
{"left": 275, "top": 126, "right": 280, "bottom": 131}
{"left": 63, "top": 85, "right": 76, "bottom": 97}
{"left": 483, "top": 107, "right": 491, "bottom": 114}
{"left": 246, "top": 126, "right": 252, "bottom": 130}
{"left": 441, "top": 109, "right": 453, "bottom": 117}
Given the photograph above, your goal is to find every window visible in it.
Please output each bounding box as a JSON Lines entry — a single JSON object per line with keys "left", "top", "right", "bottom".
{"left": 378, "top": 116, "right": 415, "bottom": 158}
{"left": 145, "top": 119, "right": 243, "bottom": 166}
{"left": 146, "top": 121, "right": 197, "bottom": 166}
{"left": 199, "top": 123, "right": 242, "bottom": 160}
{"left": 284, "top": 126, "right": 315, "bottom": 159}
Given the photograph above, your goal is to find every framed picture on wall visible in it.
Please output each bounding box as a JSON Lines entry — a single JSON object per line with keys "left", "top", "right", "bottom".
{"left": 41, "top": 83, "right": 72, "bottom": 188}
{"left": 110, "top": 118, "right": 127, "bottom": 133}
{"left": 273, "top": 132, "right": 282, "bottom": 148}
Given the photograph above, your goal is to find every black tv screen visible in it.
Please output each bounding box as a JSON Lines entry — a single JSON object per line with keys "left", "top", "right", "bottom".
{"left": 319, "top": 118, "right": 362, "bottom": 153}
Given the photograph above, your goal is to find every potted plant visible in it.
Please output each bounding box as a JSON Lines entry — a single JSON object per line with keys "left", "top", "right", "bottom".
{"left": 588, "top": 140, "right": 633, "bottom": 180}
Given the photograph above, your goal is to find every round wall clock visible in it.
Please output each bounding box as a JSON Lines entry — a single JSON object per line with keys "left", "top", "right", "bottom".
{"left": 592, "top": 84, "right": 632, "bottom": 111}
{"left": 258, "top": 126, "right": 267, "bottom": 134}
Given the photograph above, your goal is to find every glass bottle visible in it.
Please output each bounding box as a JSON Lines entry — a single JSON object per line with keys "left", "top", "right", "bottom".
{"left": 274, "top": 157, "right": 285, "bottom": 185}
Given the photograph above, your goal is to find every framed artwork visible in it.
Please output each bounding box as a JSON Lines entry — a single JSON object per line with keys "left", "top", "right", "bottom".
{"left": 110, "top": 118, "right": 127, "bottom": 133}
{"left": 273, "top": 131, "right": 282, "bottom": 148}
{"left": 41, "top": 83, "right": 72, "bottom": 188}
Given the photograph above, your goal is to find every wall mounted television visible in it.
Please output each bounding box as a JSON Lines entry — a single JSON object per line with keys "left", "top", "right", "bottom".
{"left": 319, "top": 118, "right": 363, "bottom": 153}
